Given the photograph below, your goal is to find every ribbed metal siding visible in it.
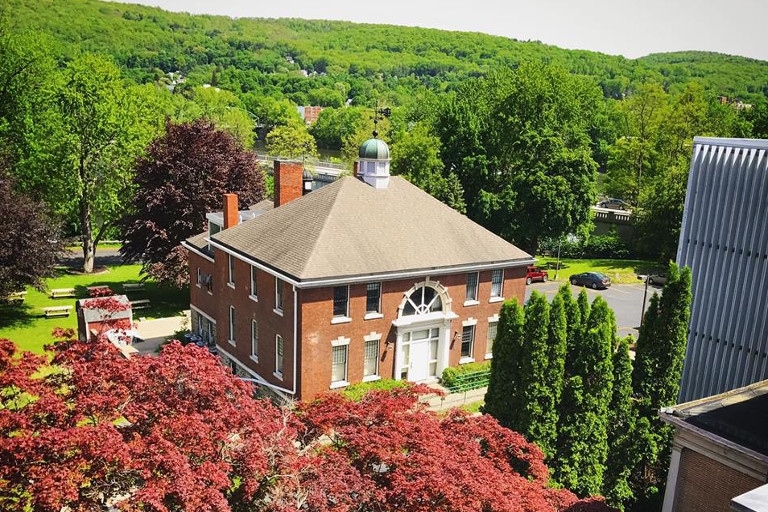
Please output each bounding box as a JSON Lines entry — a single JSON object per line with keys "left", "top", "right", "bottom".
{"left": 677, "top": 137, "right": 768, "bottom": 402}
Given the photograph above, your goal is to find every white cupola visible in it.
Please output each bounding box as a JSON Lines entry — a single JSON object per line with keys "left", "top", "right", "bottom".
{"left": 358, "top": 137, "right": 390, "bottom": 189}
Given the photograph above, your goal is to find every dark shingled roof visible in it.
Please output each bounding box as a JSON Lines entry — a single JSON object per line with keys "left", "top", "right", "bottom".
{"left": 211, "top": 175, "right": 532, "bottom": 283}
{"left": 662, "top": 380, "right": 768, "bottom": 456}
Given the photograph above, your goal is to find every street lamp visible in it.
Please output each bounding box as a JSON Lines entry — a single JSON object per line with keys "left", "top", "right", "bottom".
{"left": 639, "top": 273, "right": 649, "bottom": 328}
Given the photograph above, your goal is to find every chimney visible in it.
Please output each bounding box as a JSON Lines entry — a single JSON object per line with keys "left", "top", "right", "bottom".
{"left": 274, "top": 160, "right": 304, "bottom": 208}
{"left": 223, "top": 193, "right": 238, "bottom": 229}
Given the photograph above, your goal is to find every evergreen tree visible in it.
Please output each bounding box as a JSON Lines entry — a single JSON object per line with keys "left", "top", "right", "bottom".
{"left": 604, "top": 336, "right": 637, "bottom": 510}
{"left": 515, "top": 292, "right": 555, "bottom": 455}
{"left": 554, "top": 296, "right": 614, "bottom": 497}
{"left": 483, "top": 298, "right": 525, "bottom": 429}
{"left": 543, "top": 292, "right": 567, "bottom": 456}
{"left": 629, "top": 262, "right": 692, "bottom": 509}
{"left": 558, "top": 284, "right": 581, "bottom": 378}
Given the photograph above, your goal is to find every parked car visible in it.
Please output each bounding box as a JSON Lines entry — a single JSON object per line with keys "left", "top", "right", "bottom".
{"left": 647, "top": 273, "right": 667, "bottom": 286}
{"left": 597, "top": 198, "right": 630, "bottom": 211}
{"left": 526, "top": 265, "right": 549, "bottom": 285}
{"left": 569, "top": 271, "right": 611, "bottom": 289}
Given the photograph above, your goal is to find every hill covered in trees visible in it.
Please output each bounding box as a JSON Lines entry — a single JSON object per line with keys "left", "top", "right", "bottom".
{"left": 5, "top": 0, "right": 768, "bottom": 107}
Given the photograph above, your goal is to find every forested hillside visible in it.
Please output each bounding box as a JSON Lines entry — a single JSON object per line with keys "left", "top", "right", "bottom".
{"left": 3, "top": 0, "right": 768, "bottom": 271}
{"left": 5, "top": 0, "right": 768, "bottom": 106}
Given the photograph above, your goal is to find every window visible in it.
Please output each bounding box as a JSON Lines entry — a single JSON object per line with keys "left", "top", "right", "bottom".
{"left": 332, "top": 345, "right": 348, "bottom": 383}
{"left": 250, "top": 320, "right": 258, "bottom": 360}
{"left": 250, "top": 266, "right": 258, "bottom": 299}
{"left": 487, "top": 320, "right": 498, "bottom": 357}
{"left": 364, "top": 338, "right": 379, "bottom": 377}
{"left": 465, "top": 272, "right": 478, "bottom": 301}
{"left": 196, "top": 267, "right": 201, "bottom": 287}
{"left": 366, "top": 282, "right": 381, "bottom": 313}
{"left": 275, "top": 335, "right": 284, "bottom": 375}
{"left": 275, "top": 278, "right": 284, "bottom": 312}
{"left": 228, "top": 255, "right": 235, "bottom": 286}
{"left": 228, "top": 306, "right": 235, "bottom": 345}
{"left": 402, "top": 285, "right": 442, "bottom": 316}
{"left": 333, "top": 286, "right": 349, "bottom": 317}
{"left": 461, "top": 325, "right": 475, "bottom": 358}
{"left": 491, "top": 269, "right": 504, "bottom": 299}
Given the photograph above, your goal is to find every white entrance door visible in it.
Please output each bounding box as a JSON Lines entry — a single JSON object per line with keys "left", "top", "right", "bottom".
{"left": 403, "top": 327, "right": 439, "bottom": 382}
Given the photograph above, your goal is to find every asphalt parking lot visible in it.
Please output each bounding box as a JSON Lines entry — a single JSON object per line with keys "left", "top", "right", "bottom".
{"left": 524, "top": 280, "right": 662, "bottom": 340}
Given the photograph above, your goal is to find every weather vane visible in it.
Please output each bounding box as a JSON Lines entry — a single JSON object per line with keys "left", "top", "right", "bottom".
{"left": 372, "top": 106, "right": 391, "bottom": 138}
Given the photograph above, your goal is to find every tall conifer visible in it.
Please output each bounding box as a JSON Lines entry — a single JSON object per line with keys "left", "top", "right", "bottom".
{"left": 630, "top": 262, "right": 692, "bottom": 509}
{"left": 483, "top": 299, "right": 525, "bottom": 429}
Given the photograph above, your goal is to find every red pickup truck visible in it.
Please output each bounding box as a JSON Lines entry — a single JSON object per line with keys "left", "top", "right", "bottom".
{"left": 526, "top": 266, "right": 549, "bottom": 285}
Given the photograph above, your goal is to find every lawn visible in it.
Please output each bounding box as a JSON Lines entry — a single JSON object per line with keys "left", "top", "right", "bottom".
{"left": 0, "top": 264, "right": 189, "bottom": 354}
{"left": 535, "top": 257, "right": 661, "bottom": 285}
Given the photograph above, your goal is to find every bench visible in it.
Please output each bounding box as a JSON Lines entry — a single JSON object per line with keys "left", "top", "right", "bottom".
{"left": 50, "top": 288, "right": 77, "bottom": 299}
{"left": 122, "top": 283, "right": 145, "bottom": 293}
{"left": 2, "top": 291, "right": 27, "bottom": 303}
{"left": 43, "top": 305, "right": 73, "bottom": 318}
{"left": 130, "top": 299, "right": 151, "bottom": 310}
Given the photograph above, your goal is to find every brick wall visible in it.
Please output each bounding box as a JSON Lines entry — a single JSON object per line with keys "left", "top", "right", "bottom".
{"left": 191, "top": 241, "right": 528, "bottom": 400}
{"left": 672, "top": 447, "right": 763, "bottom": 512}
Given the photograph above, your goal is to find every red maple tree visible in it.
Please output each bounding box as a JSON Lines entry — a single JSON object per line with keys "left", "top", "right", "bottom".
{"left": 0, "top": 334, "right": 614, "bottom": 512}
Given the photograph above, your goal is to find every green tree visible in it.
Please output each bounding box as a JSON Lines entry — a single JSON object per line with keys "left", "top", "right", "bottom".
{"left": 37, "top": 54, "right": 162, "bottom": 272}
{"left": 390, "top": 123, "right": 465, "bottom": 213}
{"left": 630, "top": 261, "right": 692, "bottom": 509}
{"left": 265, "top": 124, "right": 319, "bottom": 160}
{"left": 603, "top": 337, "right": 637, "bottom": 510}
{"left": 553, "top": 295, "right": 614, "bottom": 497}
{"left": 483, "top": 298, "right": 525, "bottom": 429}
{"left": 544, "top": 292, "right": 567, "bottom": 454}
{"left": 433, "top": 62, "right": 600, "bottom": 254}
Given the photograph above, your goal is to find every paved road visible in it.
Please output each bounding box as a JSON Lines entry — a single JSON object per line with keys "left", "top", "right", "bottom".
{"left": 524, "top": 279, "right": 663, "bottom": 339}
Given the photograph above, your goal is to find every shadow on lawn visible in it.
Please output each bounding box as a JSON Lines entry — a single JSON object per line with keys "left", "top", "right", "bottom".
{"left": 0, "top": 302, "right": 36, "bottom": 330}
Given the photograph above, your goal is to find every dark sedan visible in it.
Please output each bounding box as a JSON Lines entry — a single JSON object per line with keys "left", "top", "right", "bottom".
{"left": 569, "top": 271, "right": 611, "bottom": 290}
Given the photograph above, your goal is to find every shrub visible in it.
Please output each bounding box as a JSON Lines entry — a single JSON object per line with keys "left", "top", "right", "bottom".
{"left": 441, "top": 361, "right": 491, "bottom": 391}
{"left": 341, "top": 378, "right": 410, "bottom": 401}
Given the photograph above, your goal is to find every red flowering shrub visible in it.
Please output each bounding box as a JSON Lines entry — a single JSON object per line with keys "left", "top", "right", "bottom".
{"left": 0, "top": 335, "right": 615, "bottom": 512}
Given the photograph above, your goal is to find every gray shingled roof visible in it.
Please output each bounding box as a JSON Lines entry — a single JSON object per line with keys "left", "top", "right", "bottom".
{"left": 212, "top": 176, "right": 532, "bottom": 282}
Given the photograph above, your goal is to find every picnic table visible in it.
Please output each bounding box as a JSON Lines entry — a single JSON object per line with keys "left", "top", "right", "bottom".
{"left": 50, "top": 287, "right": 76, "bottom": 299}
{"left": 43, "top": 305, "right": 73, "bottom": 318}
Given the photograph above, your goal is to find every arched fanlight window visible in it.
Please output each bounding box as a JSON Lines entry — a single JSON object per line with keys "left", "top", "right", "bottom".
{"left": 402, "top": 285, "right": 443, "bottom": 316}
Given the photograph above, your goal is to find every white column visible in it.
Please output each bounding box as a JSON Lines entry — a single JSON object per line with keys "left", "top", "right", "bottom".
{"left": 662, "top": 445, "right": 683, "bottom": 512}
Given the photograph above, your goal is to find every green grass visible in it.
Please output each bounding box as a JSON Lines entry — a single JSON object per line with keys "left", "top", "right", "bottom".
{"left": 0, "top": 264, "right": 189, "bottom": 354}
{"left": 535, "top": 257, "right": 661, "bottom": 285}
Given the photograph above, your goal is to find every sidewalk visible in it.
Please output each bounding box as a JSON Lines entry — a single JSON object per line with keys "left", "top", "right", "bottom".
{"left": 132, "top": 311, "right": 190, "bottom": 355}
{"left": 423, "top": 383, "right": 486, "bottom": 412}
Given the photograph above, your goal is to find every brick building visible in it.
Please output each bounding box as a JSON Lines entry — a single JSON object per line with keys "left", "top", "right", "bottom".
{"left": 660, "top": 380, "right": 768, "bottom": 512}
{"left": 183, "top": 137, "right": 533, "bottom": 401}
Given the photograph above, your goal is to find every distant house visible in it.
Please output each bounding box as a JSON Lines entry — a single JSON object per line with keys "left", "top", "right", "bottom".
{"left": 676, "top": 137, "right": 768, "bottom": 403}
{"left": 297, "top": 105, "right": 323, "bottom": 125}
{"left": 660, "top": 379, "right": 768, "bottom": 512}
{"left": 183, "top": 136, "right": 533, "bottom": 402}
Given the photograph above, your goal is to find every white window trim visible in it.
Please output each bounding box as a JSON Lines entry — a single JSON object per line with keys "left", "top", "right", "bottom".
{"left": 465, "top": 271, "right": 479, "bottom": 303}
{"left": 228, "top": 306, "right": 236, "bottom": 346}
{"left": 460, "top": 319, "right": 476, "bottom": 364}
{"left": 274, "top": 278, "right": 284, "bottom": 314}
{"left": 363, "top": 332, "right": 382, "bottom": 380}
{"left": 333, "top": 285, "right": 350, "bottom": 319}
{"left": 486, "top": 314, "right": 499, "bottom": 359}
{"left": 330, "top": 336, "right": 351, "bottom": 388}
{"left": 274, "top": 334, "right": 284, "bottom": 379}
{"left": 250, "top": 319, "right": 258, "bottom": 363}
{"left": 227, "top": 254, "right": 235, "bottom": 288}
{"left": 364, "top": 312, "right": 384, "bottom": 320}
{"left": 490, "top": 269, "right": 504, "bottom": 301}
{"left": 331, "top": 336, "right": 351, "bottom": 347}
{"left": 249, "top": 266, "right": 258, "bottom": 302}
{"left": 196, "top": 267, "right": 201, "bottom": 288}
{"left": 365, "top": 282, "right": 382, "bottom": 315}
